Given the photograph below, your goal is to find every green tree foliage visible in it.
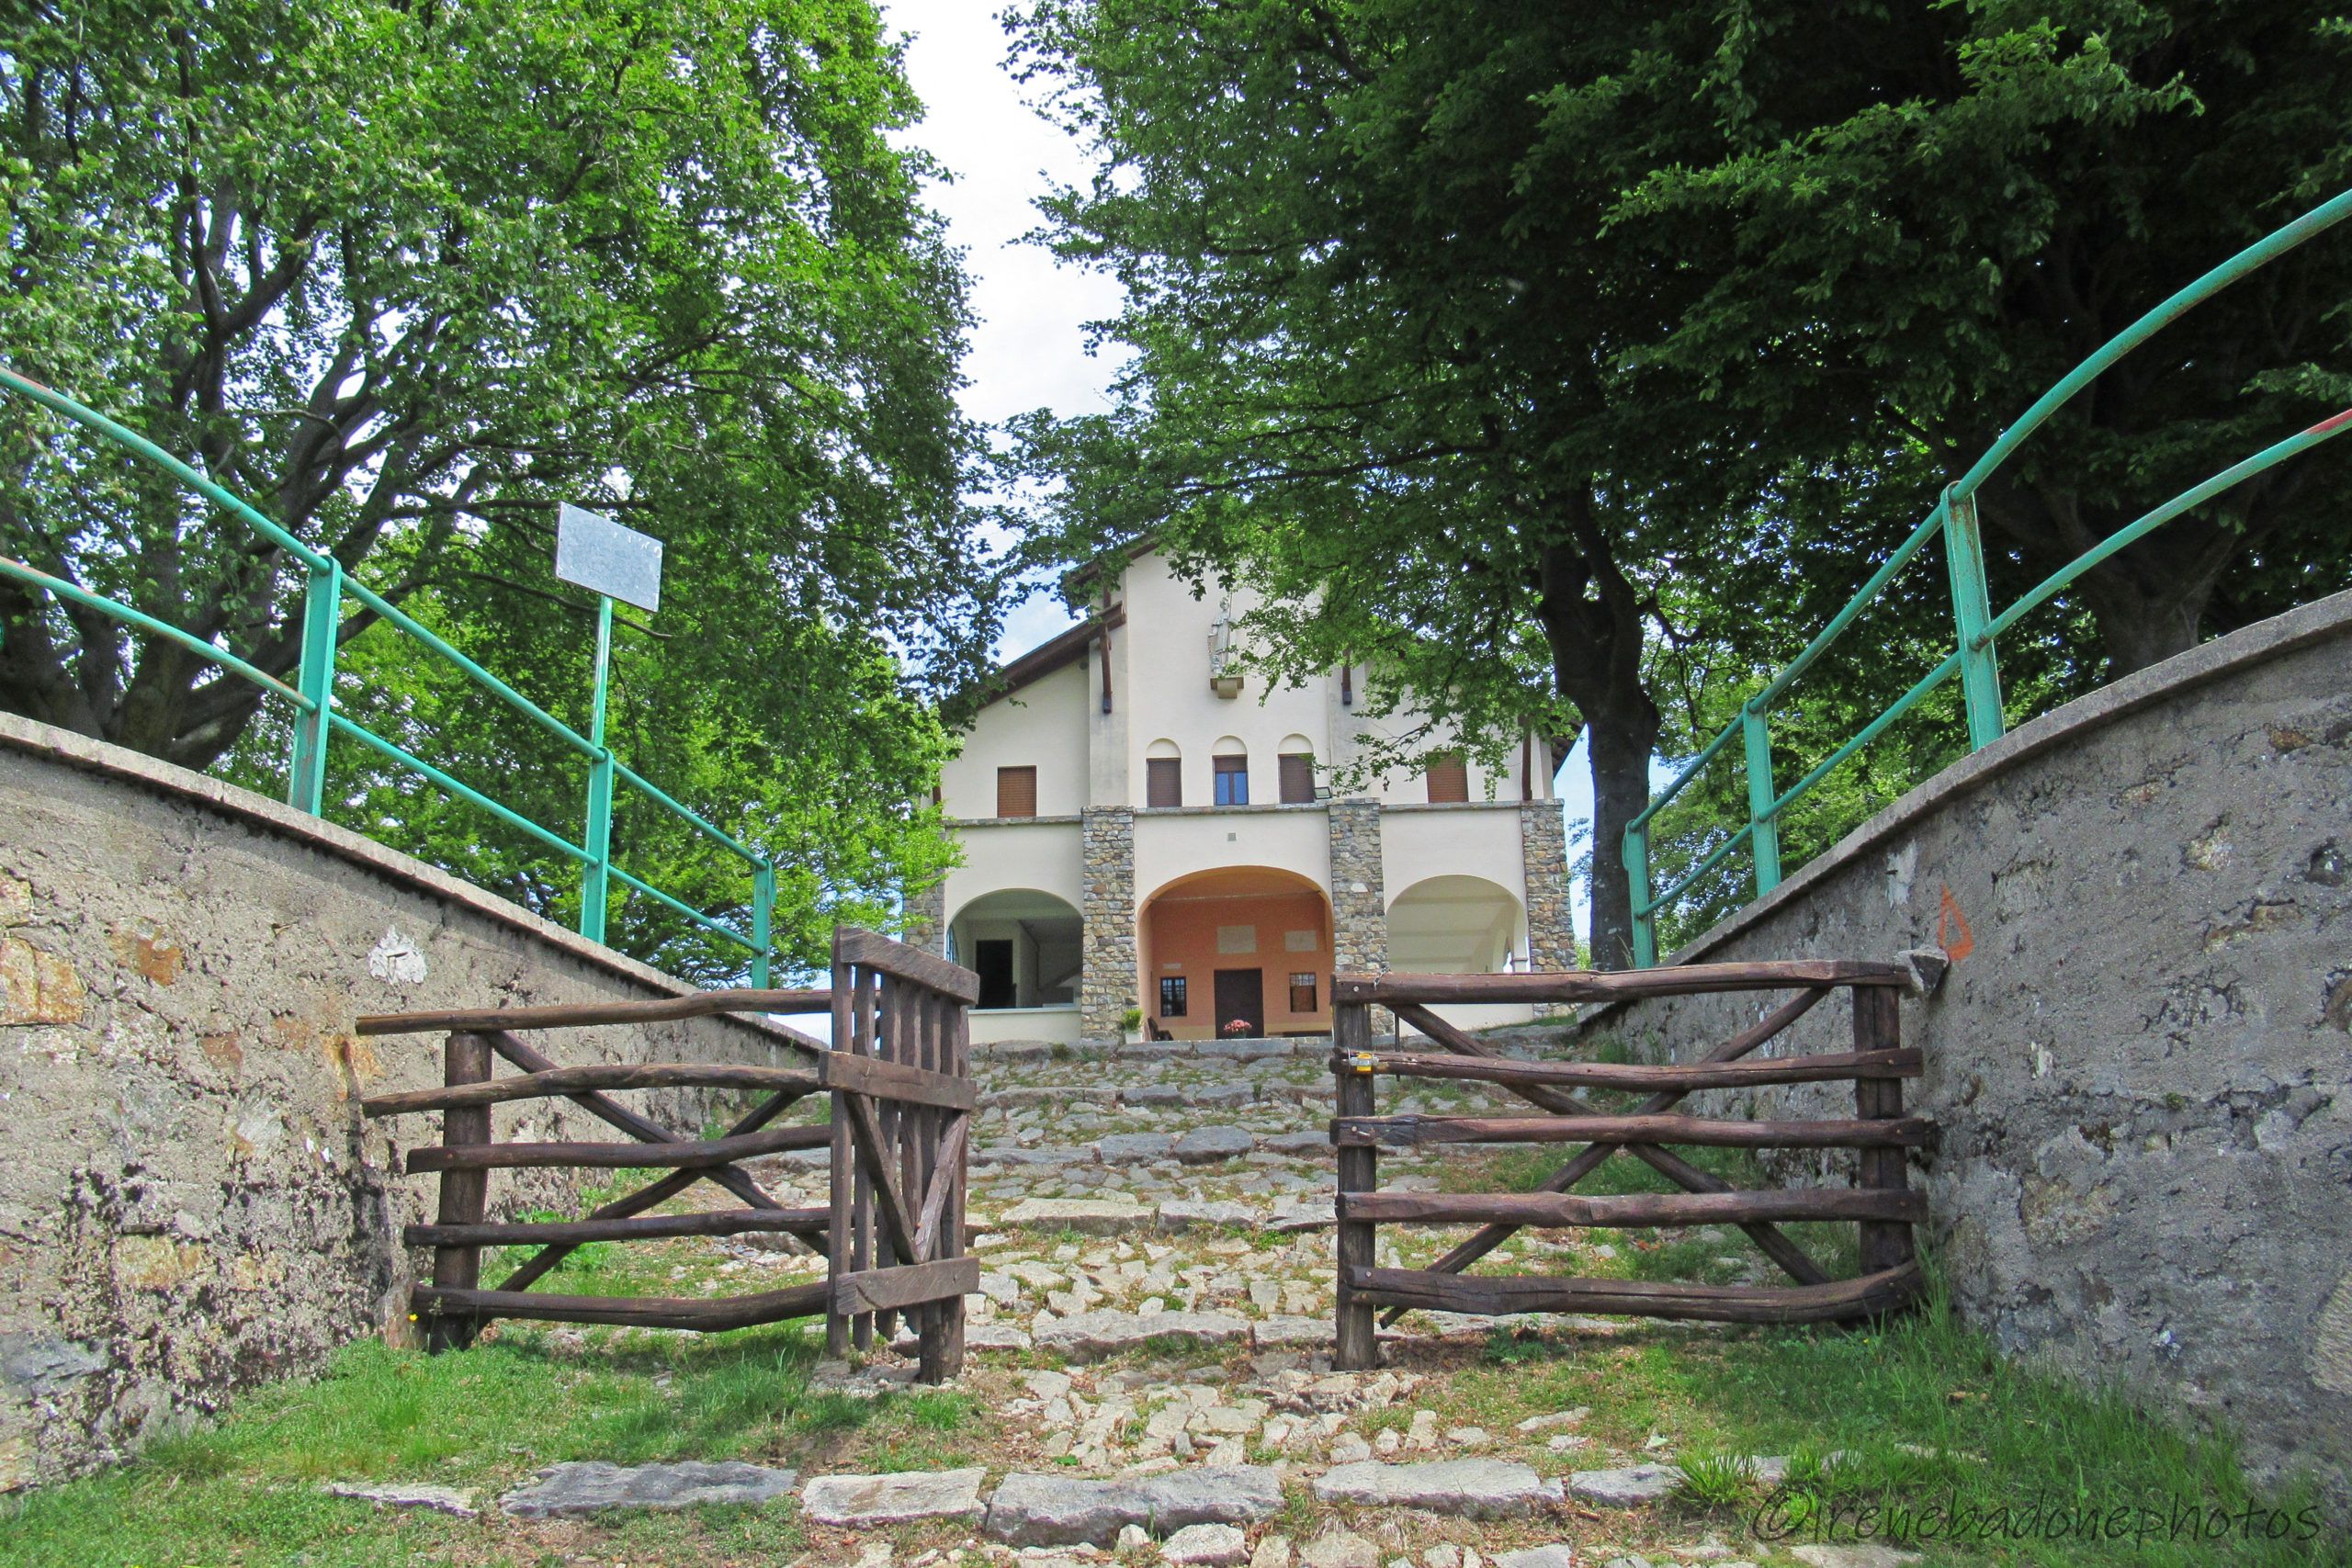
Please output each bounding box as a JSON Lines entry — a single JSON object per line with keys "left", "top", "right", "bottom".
{"left": 1, "top": 0, "right": 995, "bottom": 973}
{"left": 1006, "top": 0, "right": 2352, "bottom": 962}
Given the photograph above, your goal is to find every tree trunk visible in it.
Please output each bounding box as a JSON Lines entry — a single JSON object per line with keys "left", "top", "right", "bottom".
{"left": 1584, "top": 702, "right": 1661, "bottom": 969}
{"left": 1532, "top": 519, "right": 1660, "bottom": 971}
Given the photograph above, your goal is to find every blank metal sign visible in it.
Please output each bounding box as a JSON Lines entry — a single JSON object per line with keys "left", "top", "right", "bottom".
{"left": 555, "top": 503, "right": 663, "bottom": 613}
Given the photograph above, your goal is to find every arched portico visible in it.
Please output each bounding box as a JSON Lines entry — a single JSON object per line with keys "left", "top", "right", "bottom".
{"left": 949, "top": 887, "right": 1083, "bottom": 1012}
{"left": 1385, "top": 874, "right": 1524, "bottom": 975}
{"left": 1139, "top": 865, "right": 1332, "bottom": 1040}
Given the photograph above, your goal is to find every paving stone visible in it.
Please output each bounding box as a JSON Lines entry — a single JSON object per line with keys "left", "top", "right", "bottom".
{"left": 982, "top": 1466, "right": 1283, "bottom": 1546}
{"left": 499, "top": 1461, "right": 797, "bottom": 1517}
{"left": 323, "top": 1480, "right": 476, "bottom": 1517}
{"left": 1162, "top": 1521, "right": 1251, "bottom": 1565}
{"left": 1492, "top": 1550, "right": 1578, "bottom": 1568}
{"left": 1261, "top": 1131, "right": 1332, "bottom": 1156}
{"left": 1001, "top": 1197, "right": 1156, "bottom": 1234}
{"left": 1566, "top": 1463, "right": 1682, "bottom": 1507}
{"left": 1173, "top": 1125, "right": 1259, "bottom": 1162}
{"left": 1267, "top": 1200, "right": 1337, "bottom": 1232}
{"left": 969, "top": 1323, "right": 1034, "bottom": 1350}
{"left": 1297, "top": 1528, "right": 1378, "bottom": 1568}
{"left": 1197, "top": 1040, "right": 1298, "bottom": 1061}
{"left": 1033, "top": 1309, "right": 1253, "bottom": 1361}
{"left": 1250, "top": 1535, "right": 1295, "bottom": 1568}
{"left": 1099, "top": 1133, "right": 1177, "bottom": 1162}
{"left": 1158, "top": 1199, "right": 1261, "bottom": 1232}
{"left": 977, "top": 1145, "right": 1093, "bottom": 1168}
{"left": 1514, "top": 1407, "right": 1590, "bottom": 1433}
{"left": 798, "top": 1466, "right": 986, "bottom": 1527}
{"left": 1310, "top": 1459, "right": 1561, "bottom": 1519}
{"left": 1251, "top": 1315, "right": 1330, "bottom": 1349}
{"left": 1787, "top": 1548, "right": 1920, "bottom": 1568}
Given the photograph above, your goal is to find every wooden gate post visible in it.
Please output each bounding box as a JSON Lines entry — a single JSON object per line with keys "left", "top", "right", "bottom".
{"left": 425, "top": 1030, "right": 492, "bottom": 1352}
{"left": 1333, "top": 998, "right": 1380, "bottom": 1370}
{"left": 826, "top": 936, "right": 854, "bottom": 1356}
{"left": 1851, "top": 987, "right": 1915, "bottom": 1274}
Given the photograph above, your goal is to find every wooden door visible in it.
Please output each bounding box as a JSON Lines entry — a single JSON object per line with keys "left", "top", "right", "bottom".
{"left": 1213, "top": 968, "right": 1264, "bottom": 1037}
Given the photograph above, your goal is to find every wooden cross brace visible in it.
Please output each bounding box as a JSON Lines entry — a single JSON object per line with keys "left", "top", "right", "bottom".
{"left": 1374, "top": 989, "right": 1835, "bottom": 1326}
{"left": 481, "top": 1030, "right": 812, "bottom": 1293}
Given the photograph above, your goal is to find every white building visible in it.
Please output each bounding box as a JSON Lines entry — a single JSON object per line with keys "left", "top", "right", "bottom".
{"left": 918, "top": 546, "right": 1575, "bottom": 1043}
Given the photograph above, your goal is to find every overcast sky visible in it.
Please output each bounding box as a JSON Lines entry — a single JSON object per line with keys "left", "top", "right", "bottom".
{"left": 880, "top": 0, "right": 1106, "bottom": 660}
{"left": 877, "top": 1, "right": 1602, "bottom": 933}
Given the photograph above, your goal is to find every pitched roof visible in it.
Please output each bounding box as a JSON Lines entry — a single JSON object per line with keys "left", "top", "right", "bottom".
{"left": 967, "top": 606, "right": 1125, "bottom": 713}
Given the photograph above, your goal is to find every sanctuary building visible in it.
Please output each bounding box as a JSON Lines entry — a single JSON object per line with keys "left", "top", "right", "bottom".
{"left": 914, "top": 545, "right": 1575, "bottom": 1043}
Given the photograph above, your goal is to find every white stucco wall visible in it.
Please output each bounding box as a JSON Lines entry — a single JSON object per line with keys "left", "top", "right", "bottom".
{"left": 1119, "top": 555, "right": 1332, "bottom": 810}
{"left": 941, "top": 657, "right": 1091, "bottom": 820}
{"left": 942, "top": 820, "right": 1083, "bottom": 924}
{"left": 1379, "top": 804, "right": 1528, "bottom": 906}
{"left": 1133, "top": 806, "right": 1333, "bottom": 908}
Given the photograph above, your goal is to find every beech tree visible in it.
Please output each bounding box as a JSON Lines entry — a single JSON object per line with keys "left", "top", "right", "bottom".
{"left": 0, "top": 0, "right": 998, "bottom": 969}
{"left": 1007, "top": 0, "right": 2352, "bottom": 964}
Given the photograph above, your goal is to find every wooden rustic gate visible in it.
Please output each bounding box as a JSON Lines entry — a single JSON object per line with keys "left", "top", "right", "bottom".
{"left": 1328, "top": 961, "right": 1929, "bottom": 1371}
{"left": 356, "top": 927, "right": 978, "bottom": 1382}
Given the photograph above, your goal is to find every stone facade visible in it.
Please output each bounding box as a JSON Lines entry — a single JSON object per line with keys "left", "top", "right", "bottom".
{"left": 903, "top": 876, "right": 948, "bottom": 957}
{"left": 1326, "top": 798, "right": 1386, "bottom": 980}
{"left": 1327, "top": 796, "right": 1388, "bottom": 1040}
{"left": 1078, "top": 807, "right": 1136, "bottom": 1042}
{"left": 1519, "top": 802, "right": 1577, "bottom": 987}
{"left": 1572, "top": 590, "right": 2352, "bottom": 1503}
{"left": 0, "top": 713, "right": 810, "bottom": 1490}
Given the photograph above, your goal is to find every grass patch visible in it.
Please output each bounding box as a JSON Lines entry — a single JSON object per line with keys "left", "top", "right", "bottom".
{"left": 0, "top": 1319, "right": 996, "bottom": 1568}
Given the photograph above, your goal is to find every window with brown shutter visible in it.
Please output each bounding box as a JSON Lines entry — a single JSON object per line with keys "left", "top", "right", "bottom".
{"left": 996, "top": 765, "right": 1038, "bottom": 818}
{"left": 1278, "top": 751, "right": 1316, "bottom": 804}
{"left": 1287, "top": 972, "right": 1318, "bottom": 1013}
{"left": 1147, "top": 757, "right": 1182, "bottom": 807}
{"left": 1425, "top": 753, "right": 1469, "bottom": 804}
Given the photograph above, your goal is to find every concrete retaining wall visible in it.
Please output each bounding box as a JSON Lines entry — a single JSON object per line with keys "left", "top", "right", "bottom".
{"left": 1577, "top": 589, "right": 2352, "bottom": 1499}
{"left": 0, "top": 714, "right": 817, "bottom": 1489}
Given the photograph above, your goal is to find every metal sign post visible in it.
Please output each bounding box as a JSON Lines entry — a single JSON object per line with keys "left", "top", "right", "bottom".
{"left": 556, "top": 504, "right": 662, "bottom": 944}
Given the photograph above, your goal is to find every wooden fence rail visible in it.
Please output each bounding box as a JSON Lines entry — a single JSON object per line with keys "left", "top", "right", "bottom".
{"left": 355, "top": 926, "right": 978, "bottom": 1382}
{"left": 1329, "top": 961, "right": 1929, "bottom": 1370}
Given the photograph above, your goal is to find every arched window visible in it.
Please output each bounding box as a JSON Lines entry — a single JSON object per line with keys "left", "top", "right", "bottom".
{"left": 1211, "top": 736, "right": 1249, "bottom": 806}
{"left": 1277, "top": 734, "right": 1317, "bottom": 804}
{"left": 1146, "top": 739, "right": 1182, "bottom": 807}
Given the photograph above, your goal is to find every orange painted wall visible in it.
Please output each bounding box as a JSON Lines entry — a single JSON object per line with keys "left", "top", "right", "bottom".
{"left": 1142, "top": 889, "right": 1331, "bottom": 1039}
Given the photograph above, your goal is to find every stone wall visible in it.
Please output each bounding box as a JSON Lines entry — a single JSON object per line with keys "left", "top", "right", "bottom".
{"left": 1078, "top": 807, "right": 1136, "bottom": 1042}
{"left": 1518, "top": 802, "right": 1577, "bottom": 979}
{"left": 1573, "top": 591, "right": 2352, "bottom": 1502}
{"left": 0, "top": 714, "right": 818, "bottom": 1490}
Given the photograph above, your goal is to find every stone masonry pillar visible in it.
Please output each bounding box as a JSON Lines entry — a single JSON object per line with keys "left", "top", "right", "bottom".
{"left": 1080, "top": 807, "right": 1136, "bottom": 1042}
{"left": 901, "top": 878, "right": 947, "bottom": 958}
{"left": 1327, "top": 797, "right": 1388, "bottom": 1033}
{"left": 1521, "top": 800, "right": 1577, "bottom": 1010}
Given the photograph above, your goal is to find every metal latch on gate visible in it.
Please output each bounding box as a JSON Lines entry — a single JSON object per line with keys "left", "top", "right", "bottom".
{"left": 1342, "top": 1051, "right": 1377, "bottom": 1075}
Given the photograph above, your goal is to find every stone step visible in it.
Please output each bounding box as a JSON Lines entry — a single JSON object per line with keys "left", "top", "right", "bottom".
{"left": 982, "top": 1194, "right": 1338, "bottom": 1237}
{"left": 973, "top": 1124, "right": 1333, "bottom": 1169}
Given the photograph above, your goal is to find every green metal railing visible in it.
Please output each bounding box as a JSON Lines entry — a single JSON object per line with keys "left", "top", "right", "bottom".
{"left": 1624, "top": 187, "right": 2352, "bottom": 966}
{"left": 0, "top": 367, "right": 777, "bottom": 984}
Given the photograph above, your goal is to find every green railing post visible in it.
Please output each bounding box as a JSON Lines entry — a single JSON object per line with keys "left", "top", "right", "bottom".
{"left": 580, "top": 594, "right": 616, "bottom": 943}
{"left": 1623, "top": 825, "right": 1656, "bottom": 969}
{"left": 750, "top": 861, "right": 775, "bottom": 987}
{"left": 286, "top": 557, "right": 341, "bottom": 815}
{"left": 1942, "top": 485, "right": 2007, "bottom": 750}
{"left": 1742, "top": 702, "right": 1782, "bottom": 895}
